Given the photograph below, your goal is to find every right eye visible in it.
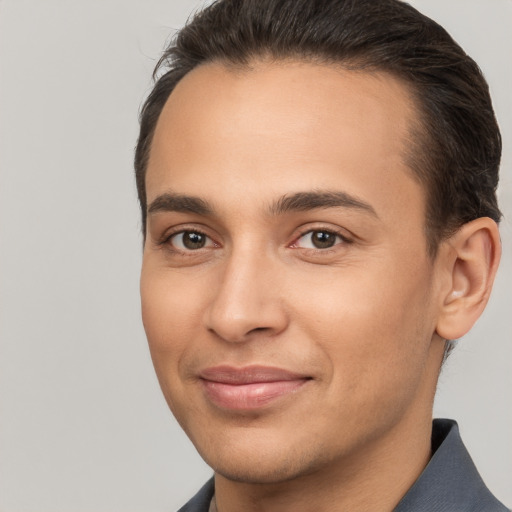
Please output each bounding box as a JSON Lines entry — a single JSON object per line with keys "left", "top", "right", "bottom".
{"left": 168, "top": 230, "right": 215, "bottom": 251}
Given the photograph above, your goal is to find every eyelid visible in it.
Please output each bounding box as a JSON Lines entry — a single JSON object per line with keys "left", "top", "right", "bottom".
{"left": 159, "top": 225, "right": 219, "bottom": 251}
{"left": 172, "top": 231, "right": 216, "bottom": 250}
{"left": 156, "top": 224, "right": 353, "bottom": 253}
{"left": 290, "top": 226, "right": 353, "bottom": 249}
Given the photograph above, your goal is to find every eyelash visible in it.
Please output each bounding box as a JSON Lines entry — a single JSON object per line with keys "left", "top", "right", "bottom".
{"left": 159, "top": 226, "right": 352, "bottom": 255}
{"left": 291, "top": 228, "right": 353, "bottom": 251}
{"left": 159, "top": 227, "right": 215, "bottom": 252}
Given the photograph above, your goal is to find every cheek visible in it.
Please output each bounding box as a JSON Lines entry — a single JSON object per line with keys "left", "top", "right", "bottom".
{"left": 140, "top": 265, "right": 206, "bottom": 381}
{"left": 290, "top": 258, "right": 435, "bottom": 390}
{"left": 140, "top": 264, "right": 212, "bottom": 426}
{"left": 141, "top": 262, "right": 204, "bottom": 337}
{"left": 300, "top": 281, "right": 433, "bottom": 440}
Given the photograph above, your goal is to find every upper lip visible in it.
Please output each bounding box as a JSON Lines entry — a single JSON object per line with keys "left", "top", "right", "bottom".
{"left": 199, "top": 365, "right": 310, "bottom": 384}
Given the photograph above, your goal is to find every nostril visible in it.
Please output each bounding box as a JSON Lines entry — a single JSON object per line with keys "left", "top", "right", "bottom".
{"left": 248, "top": 326, "right": 272, "bottom": 335}
{"left": 204, "top": 286, "right": 289, "bottom": 342}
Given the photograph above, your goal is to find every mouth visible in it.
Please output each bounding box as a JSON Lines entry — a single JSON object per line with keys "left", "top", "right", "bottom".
{"left": 199, "top": 365, "right": 312, "bottom": 411}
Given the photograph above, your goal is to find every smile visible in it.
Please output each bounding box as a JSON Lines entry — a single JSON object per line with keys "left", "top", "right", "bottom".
{"left": 199, "top": 365, "right": 311, "bottom": 410}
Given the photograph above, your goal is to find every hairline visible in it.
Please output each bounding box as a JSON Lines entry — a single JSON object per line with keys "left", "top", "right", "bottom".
{"left": 141, "top": 55, "right": 440, "bottom": 257}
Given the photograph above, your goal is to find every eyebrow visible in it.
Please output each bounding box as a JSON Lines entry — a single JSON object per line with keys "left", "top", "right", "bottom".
{"left": 147, "top": 190, "right": 377, "bottom": 218}
{"left": 269, "top": 191, "right": 378, "bottom": 217}
{"left": 148, "top": 193, "right": 213, "bottom": 216}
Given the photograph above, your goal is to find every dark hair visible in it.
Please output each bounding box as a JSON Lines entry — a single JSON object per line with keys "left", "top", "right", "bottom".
{"left": 135, "top": 0, "right": 501, "bottom": 254}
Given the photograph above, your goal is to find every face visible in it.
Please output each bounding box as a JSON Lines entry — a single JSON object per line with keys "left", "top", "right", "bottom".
{"left": 141, "top": 61, "right": 446, "bottom": 484}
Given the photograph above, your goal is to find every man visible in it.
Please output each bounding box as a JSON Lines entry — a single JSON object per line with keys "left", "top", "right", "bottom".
{"left": 135, "top": 0, "right": 508, "bottom": 510}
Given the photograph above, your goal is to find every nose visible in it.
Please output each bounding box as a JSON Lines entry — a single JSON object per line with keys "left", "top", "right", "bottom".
{"left": 203, "top": 249, "right": 289, "bottom": 343}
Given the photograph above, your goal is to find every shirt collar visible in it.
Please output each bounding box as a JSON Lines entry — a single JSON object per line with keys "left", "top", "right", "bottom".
{"left": 393, "top": 418, "right": 507, "bottom": 511}
{"left": 180, "top": 419, "right": 508, "bottom": 511}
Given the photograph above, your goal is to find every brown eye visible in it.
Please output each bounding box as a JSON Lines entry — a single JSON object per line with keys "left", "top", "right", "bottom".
{"left": 170, "top": 231, "right": 212, "bottom": 250}
{"left": 295, "top": 230, "right": 345, "bottom": 249}
{"left": 311, "top": 231, "right": 336, "bottom": 249}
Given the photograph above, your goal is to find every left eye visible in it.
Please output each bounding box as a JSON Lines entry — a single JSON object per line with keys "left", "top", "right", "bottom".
{"left": 294, "top": 230, "right": 345, "bottom": 249}
{"left": 169, "top": 231, "right": 215, "bottom": 251}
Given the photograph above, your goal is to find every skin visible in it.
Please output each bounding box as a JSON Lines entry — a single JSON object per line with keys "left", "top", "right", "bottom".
{"left": 140, "top": 61, "right": 501, "bottom": 511}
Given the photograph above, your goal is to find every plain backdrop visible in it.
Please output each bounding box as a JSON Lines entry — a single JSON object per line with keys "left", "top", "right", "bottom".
{"left": 0, "top": 1, "right": 510, "bottom": 511}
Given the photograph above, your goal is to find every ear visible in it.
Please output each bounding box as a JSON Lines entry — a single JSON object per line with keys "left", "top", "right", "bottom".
{"left": 435, "top": 217, "right": 501, "bottom": 340}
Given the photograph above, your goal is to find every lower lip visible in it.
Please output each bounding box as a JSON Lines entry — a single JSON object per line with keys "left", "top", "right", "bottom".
{"left": 201, "top": 379, "right": 308, "bottom": 410}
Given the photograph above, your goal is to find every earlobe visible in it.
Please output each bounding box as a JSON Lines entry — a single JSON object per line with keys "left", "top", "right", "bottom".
{"left": 435, "top": 217, "right": 501, "bottom": 341}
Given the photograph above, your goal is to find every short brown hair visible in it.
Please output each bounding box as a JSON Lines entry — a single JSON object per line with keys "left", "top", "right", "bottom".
{"left": 135, "top": 0, "right": 502, "bottom": 254}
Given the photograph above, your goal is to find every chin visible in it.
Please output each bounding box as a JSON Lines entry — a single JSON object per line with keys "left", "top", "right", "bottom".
{"left": 210, "top": 456, "right": 317, "bottom": 485}
{"left": 195, "top": 431, "right": 329, "bottom": 485}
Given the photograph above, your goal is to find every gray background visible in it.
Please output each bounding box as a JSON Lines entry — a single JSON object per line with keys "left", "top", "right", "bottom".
{"left": 0, "top": 1, "right": 510, "bottom": 510}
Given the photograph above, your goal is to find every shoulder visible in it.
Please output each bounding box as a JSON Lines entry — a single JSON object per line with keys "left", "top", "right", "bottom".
{"left": 176, "top": 421, "right": 510, "bottom": 512}
{"left": 394, "top": 419, "right": 509, "bottom": 512}
{"left": 177, "top": 478, "right": 215, "bottom": 512}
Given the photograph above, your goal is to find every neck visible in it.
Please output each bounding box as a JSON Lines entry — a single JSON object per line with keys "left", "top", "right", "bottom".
{"left": 213, "top": 337, "right": 445, "bottom": 512}
{"left": 214, "top": 413, "right": 433, "bottom": 512}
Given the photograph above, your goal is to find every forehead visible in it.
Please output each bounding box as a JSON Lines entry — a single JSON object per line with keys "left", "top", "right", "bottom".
{"left": 146, "top": 60, "right": 424, "bottom": 227}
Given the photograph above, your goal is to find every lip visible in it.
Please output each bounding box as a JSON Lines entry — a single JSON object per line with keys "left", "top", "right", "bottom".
{"left": 199, "top": 365, "right": 311, "bottom": 410}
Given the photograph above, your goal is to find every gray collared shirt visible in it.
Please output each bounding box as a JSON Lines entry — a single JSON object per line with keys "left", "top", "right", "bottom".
{"left": 178, "top": 419, "right": 509, "bottom": 511}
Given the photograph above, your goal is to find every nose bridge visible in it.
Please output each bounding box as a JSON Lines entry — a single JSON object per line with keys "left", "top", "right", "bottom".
{"left": 204, "top": 240, "right": 287, "bottom": 342}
